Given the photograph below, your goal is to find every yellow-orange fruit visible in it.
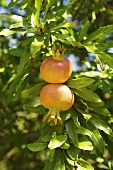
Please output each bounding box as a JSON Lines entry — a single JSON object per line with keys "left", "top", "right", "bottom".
{"left": 39, "top": 84, "right": 74, "bottom": 124}
{"left": 40, "top": 57, "right": 72, "bottom": 83}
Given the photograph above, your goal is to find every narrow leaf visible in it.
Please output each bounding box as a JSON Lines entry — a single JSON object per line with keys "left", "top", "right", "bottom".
{"left": 30, "top": 37, "right": 44, "bottom": 56}
{"left": 87, "top": 123, "right": 105, "bottom": 153}
{"left": 67, "top": 144, "right": 78, "bottom": 161}
{"left": 78, "top": 17, "right": 90, "bottom": 41}
{"left": 84, "top": 24, "right": 113, "bottom": 43}
{"left": 17, "top": 50, "right": 31, "bottom": 74}
{"left": 27, "top": 142, "right": 47, "bottom": 152}
{"left": 89, "top": 115, "right": 112, "bottom": 135}
{"left": 73, "top": 87, "right": 103, "bottom": 104}
{"left": 48, "top": 149, "right": 55, "bottom": 162}
{"left": 78, "top": 141, "right": 94, "bottom": 151}
{"left": 34, "top": 0, "right": 42, "bottom": 26}
{"left": 54, "top": 155, "right": 65, "bottom": 170}
{"left": 21, "top": 82, "right": 46, "bottom": 98}
{"left": 45, "top": 0, "right": 57, "bottom": 17}
{"left": 48, "top": 134, "right": 67, "bottom": 149}
{"left": 78, "top": 158, "right": 94, "bottom": 170}
{"left": 77, "top": 127, "right": 92, "bottom": 137}
{"left": 88, "top": 104, "right": 111, "bottom": 116}
{"left": 65, "top": 119, "right": 78, "bottom": 147}
{"left": 97, "top": 52, "right": 113, "bottom": 68}
{"left": 0, "top": 29, "right": 26, "bottom": 36}
{"left": 66, "top": 77, "right": 95, "bottom": 89}
{"left": 51, "top": 21, "right": 76, "bottom": 30}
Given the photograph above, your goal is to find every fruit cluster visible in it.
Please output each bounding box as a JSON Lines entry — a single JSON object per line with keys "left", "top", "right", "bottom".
{"left": 39, "top": 45, "right": 74, "bottom": 125}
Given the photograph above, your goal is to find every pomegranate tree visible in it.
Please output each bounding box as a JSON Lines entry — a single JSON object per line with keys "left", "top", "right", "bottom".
{"left": 39, "top": 83, "right": 74, "bottom": 124}
{"left": 40, "top": 45, "right": 72, "bottom": 83}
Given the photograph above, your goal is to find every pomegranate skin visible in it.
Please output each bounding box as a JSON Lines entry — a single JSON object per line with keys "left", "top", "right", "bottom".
{"left": 39, "top": 84, "right": 74, "bottom": 111}
{"left": 40, "top": 57, "right": 72, "bottom": 83}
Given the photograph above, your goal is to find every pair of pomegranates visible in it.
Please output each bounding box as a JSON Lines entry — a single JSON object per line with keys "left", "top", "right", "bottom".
{"left": 39, "top": 45, "right": 74, "bottom": 124}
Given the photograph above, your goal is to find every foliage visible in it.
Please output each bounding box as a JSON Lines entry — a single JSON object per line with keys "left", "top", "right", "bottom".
{"left": 0, "top": 0, "right": 113, "bottom": 169}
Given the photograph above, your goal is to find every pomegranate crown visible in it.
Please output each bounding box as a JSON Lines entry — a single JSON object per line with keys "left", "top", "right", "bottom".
{"left": 52, "top": 44, "right": 66, "bottom": 60}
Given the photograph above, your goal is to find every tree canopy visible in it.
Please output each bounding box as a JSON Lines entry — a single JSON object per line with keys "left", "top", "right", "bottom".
{"left": 0, "top": 0, "right": 113, "bottom": 170}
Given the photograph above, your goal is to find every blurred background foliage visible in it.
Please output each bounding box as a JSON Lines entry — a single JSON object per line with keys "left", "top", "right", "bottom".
{"left": 0, "top": 0, "right": 113, "bottom": 170}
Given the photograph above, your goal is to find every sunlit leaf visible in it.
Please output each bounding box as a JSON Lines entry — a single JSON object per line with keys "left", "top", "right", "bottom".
{"left": 77, "top": 127, "right": 92, "bottom": 137}
{"left": 78, "top": 158, "right": 94, "bottom": 170}
{"left": 48, "top": 134, "right": 67, "bottom": 149}
{"left": 66, "top": 77, "right": 95, "bottom": 89}
{"left": 84, "top": 24, "right": 113, "bottom": 43}
{"left": 73, "top": 87, "right": 103, "bottom": 104}
{"left": 34, "top": 0, "right": 42, "bottom": 26}
{"left": 78, "top": 141, "right": 94, "bottom": 151}
{"left": 51, "top": 21, "right": 76, "bottom": 30}
{"left": 30, "top": 37, "right": 44, "bottom": 56}
{"left": 0, "top": 28, "right": 26, "bottom": 36}
{"left": 97, "top": 52, "right": 113, "bottom": 68}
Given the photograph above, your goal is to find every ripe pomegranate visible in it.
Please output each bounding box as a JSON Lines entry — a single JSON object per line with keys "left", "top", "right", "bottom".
{"left": 40, "top": 45, "right": 72, "bottom": 83}
{"left": 39, "top": 84, "right": 74, "bottom": 124}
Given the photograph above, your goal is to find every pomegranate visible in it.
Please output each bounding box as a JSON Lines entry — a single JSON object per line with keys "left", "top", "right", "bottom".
{"left": 40, "top": 45, "right": 72, "bottom": 83}
{"left": 39, "top": 84, "right": 74, "bottom": 124}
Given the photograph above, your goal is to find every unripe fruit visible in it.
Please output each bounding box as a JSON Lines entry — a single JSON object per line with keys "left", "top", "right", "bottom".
{"left": 40, "top": 45, "right": 72, "bottom": 83}
{"left": 40, "top": 84, "right": 74, "bottom": 124}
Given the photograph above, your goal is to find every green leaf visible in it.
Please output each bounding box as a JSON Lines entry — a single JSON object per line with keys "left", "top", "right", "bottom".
{"left": 84, "top": 24, "right": 113, "bottom": 43}
{"left": 0, "top": 28, "right": 26, "bottom": 36}
{"left": 66, "top": 77, "right": 95, "bottom": 89}
{"left": 78, "top": 17, "right": 90, "bottom": 42}
{"left": 97, "top": 52, "right": 113, "bottom": 68}
{"left": 48, "top": 149, "right": 55, "bottom": 162}
{"left": 21, "top": 82, "right": 46, "bottom": 98}
{"left": 27, "top": 142, "right": 47, "bottom": 152}
{"left": 65, "top": 156, "right": 77, "bottom": 166}
{"left": 87, "top": 123, "right": 105, "bottom": 153}
{"left": 65, "top": 119, "right": 78, "bottom": 147}
{"left": 0, "top": 13, "right": 22, "bottom": 22}
{"left": 40, "top": 124, "right": 55, "bottom": 142}
{"left": 34, "top": 0, "right": 42, "bottom": 26}
{"left": 89, "top": 115, "right": 112, "bottom": 135}
{"left": 67, "top": 144, "right": 78, "bottom": 161}
{"left": 75, "top": 107, "right": 92, "bottom": 120}
{"left": 78, "top": 158, "right": 94, "bottom": 170}
{"left": 77, "top": 127, "right": 92, "bottom": 137}
{"left": 44, "top": 157, "right": 55, "bottom": 170}
{"left": 17, "top": 50, "right": 31, "bottom": 74}
{"left": 45, "top": 0, "right": 57, "bottom": 17}
{"left": 78, "top": 141, "right": 94, "bottom": 151}
{"left": 60, "top": 142, "right": 70, "bottom": 149}
{"left": 48, "top": 134, "right": 67, "bottom": 149}
{"left": 54, "top": 155, "right": 65, "bottom": 170}
{"left": 73, "top": 87, "right": 103, "bottom": 104}
{"left": 24, "top": 104, "right": 46, "bottom": 114}
{"left": 60, "top": 107, "right": 75, "bottom": 121}
{"left": 30, "top": 37, "right": 44, "bottom": 56}
{"left": 71, "top": 114, "right": 80, "bottom": 128}
{"left": 88, "top": 104, "right": 111, "bottom": 116}
{"left": 51, "top": 21, "right": 76, "bottom": 30}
